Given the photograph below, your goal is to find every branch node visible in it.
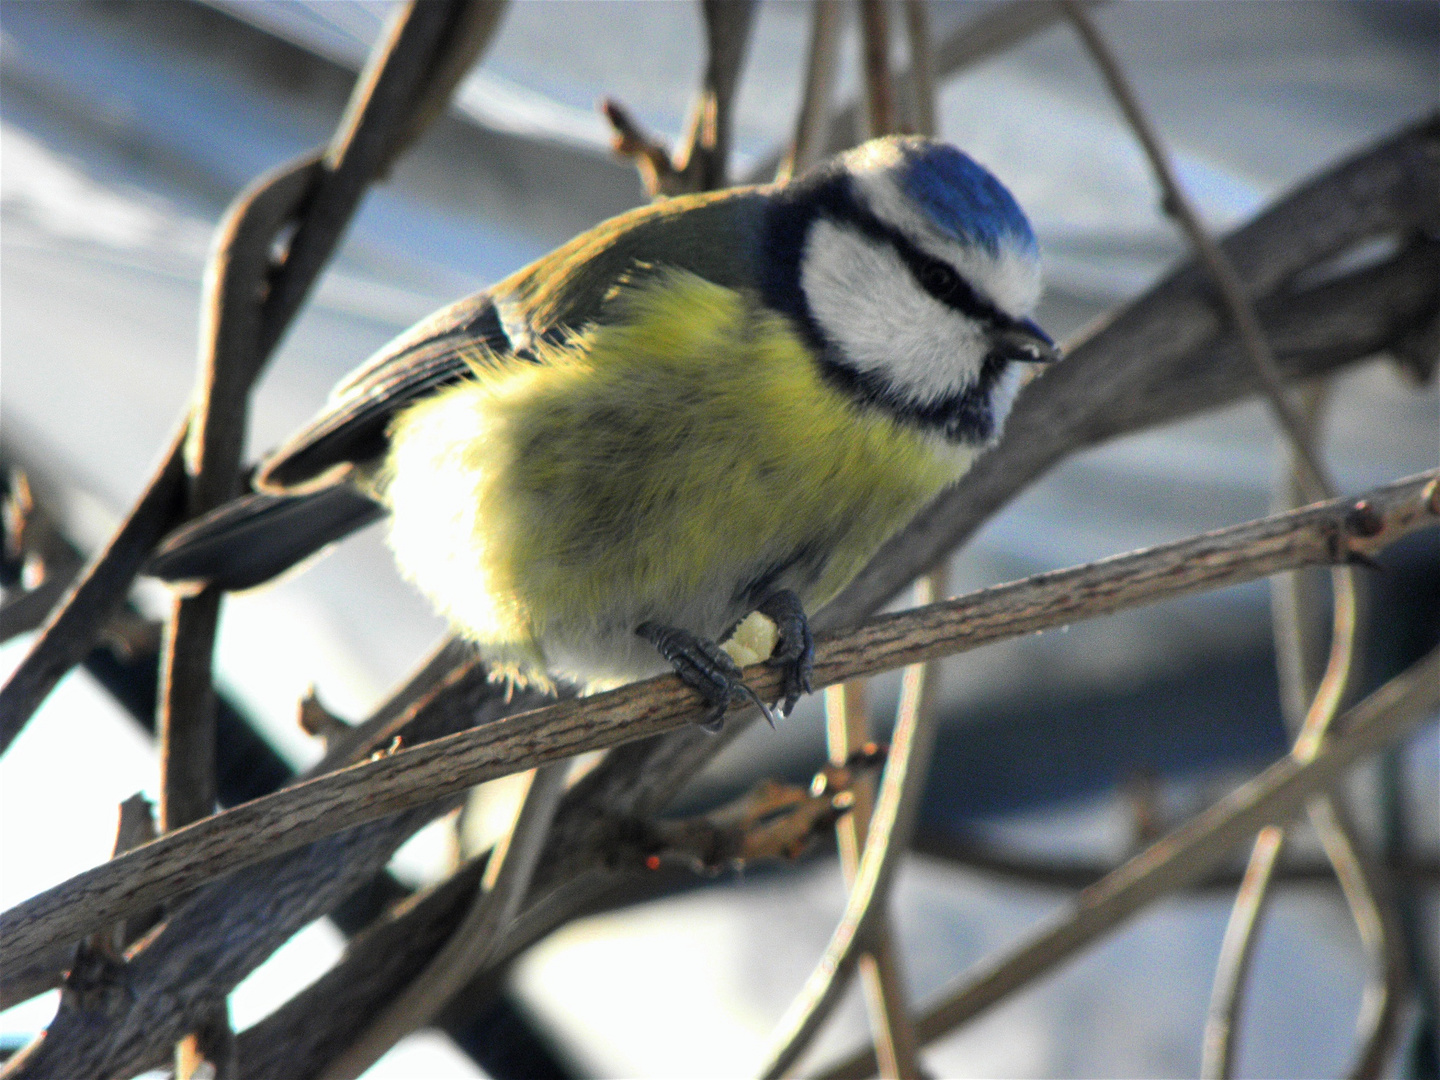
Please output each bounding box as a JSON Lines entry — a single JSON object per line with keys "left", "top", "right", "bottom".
{"left": 1344, "top": 500, "right": 1385, "bottom": 539}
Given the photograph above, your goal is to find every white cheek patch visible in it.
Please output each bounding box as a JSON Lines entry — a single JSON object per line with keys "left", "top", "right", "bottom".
{"left": 852, "top": 171, "right": 1043, "bottom": 317}
{"left": 802, "top": 220, "right": 987, "bottom": 407}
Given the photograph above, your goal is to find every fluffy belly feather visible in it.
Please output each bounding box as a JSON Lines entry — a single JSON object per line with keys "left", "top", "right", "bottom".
{"left": 382, "top": 274, "right": 971, "bottom": 691}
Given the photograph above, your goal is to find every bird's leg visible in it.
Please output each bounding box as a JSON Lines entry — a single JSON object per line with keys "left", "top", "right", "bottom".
{"left": 637, "top": 622, "right": 775, "bottom": 733}
{"left": 754, "top": 589, "right": 814, "bottom": 717}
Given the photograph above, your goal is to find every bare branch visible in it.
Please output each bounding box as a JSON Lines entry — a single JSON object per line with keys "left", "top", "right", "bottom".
{"left": 910, "top": 831, "right": 1440, "bottom": 893}
{"left": 1061, "top": 1, "right": 1332, "bottom": 499}
{"left": 307, "top": 636, "right": 479, "bottom": 778}
{"left": 779, "top": 0, "right": 845, "bottom": 182}
{"left": 642, "top": 753, "right": 886, "bottom": 871}
{"left": 159, "top": 151, "right": 328, "bottom": 831}
{"left": 1308, "top": 797, "right": 1409, "bottom": 1080}
{"left": 1205, "top": 382, "right": 1402, "bottom": 1079}
{"left": 0, "top": 0, "right": 505, "bottom": 758}
{"left": 3, "top": 471, "right": 1433, "bottom": 979}
{"left": 0, "top": 421, "right": 189, "bottom": 753}
{"left": 902, "top": 0, "right": 936, "bottom": 138}
{"left": 816, "top": 646, "right": 1440, "bottom": 1080}
{"left": 1202, "top": 823, "right": 1286, "bottom": 1078}
{"left": 760, "top": 573, "right": 947, "bottom": 1079}
{"left": 319, "top": 762, "right": 568, "bottom": 1079}
{"left": 858, "top": 0, "right": 895, "bottom": 137}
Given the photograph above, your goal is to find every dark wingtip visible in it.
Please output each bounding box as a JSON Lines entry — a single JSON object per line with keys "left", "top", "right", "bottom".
{"left": 146, "top": 487, "right": 385, "bottom": 591}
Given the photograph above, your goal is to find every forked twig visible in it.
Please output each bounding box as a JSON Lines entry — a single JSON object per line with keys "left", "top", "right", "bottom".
{"left": 604, "top": 0, "right": 756, "bottom": 196}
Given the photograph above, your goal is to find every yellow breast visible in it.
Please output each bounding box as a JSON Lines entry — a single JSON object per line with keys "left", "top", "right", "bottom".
{"left": 382, "top": 272, "right": 972, "bottom": 685}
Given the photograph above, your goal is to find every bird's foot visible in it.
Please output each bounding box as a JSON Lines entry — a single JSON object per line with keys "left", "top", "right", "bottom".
{"left": 637, "top": 622, "right": 776, "bottom": 733}
{"left": 754, "top": 589, "right": 814, "bottom": 717}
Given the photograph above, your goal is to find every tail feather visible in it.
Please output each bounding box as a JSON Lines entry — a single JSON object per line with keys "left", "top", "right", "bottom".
{"left": 147, "top": 485, "right": 385, "bottom": 590}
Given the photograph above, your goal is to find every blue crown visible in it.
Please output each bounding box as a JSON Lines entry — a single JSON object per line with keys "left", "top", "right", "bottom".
{"left": 895, "top": 142, "right": 1037, "bottom": 256}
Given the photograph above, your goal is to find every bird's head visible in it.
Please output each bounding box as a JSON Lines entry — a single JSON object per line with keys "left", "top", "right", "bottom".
{"left": 762, "top": 136, "right": 1057, "bottom": 445}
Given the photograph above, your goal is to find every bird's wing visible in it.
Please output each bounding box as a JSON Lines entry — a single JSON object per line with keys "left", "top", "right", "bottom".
{"left": 257, "top": 291, "right": 513, "bottom": 491}
{"left": 256, "top": 187, "right": 769, "bottom": 493}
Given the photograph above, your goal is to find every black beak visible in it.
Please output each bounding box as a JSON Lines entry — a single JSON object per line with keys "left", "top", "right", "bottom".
{"left": 991, "top": 317, "right": 1061, "bottom": 364}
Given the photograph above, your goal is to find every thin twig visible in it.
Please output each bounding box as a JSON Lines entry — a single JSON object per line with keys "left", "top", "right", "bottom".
{"left": 160, "top": 157, "right": 319, "bottom": 829}
{"left": 1204, "top": 386, "right": 1363, "bottom": 1078}
{"left": 0, "top": 421, "right": 188, "bottom": 753}
{"left": 2, "top": 471, "right": 1433, "bottom": 975}
{"left": 902, "top": 0, "right": 936, "bottom": 138}
{"left": 1308, "top": 796, "right": 1409, "bottom": 1080}
{"left": 748, "top": 0, "right": 1109, "bottom": 182}
{"left": 1201, "top": 823, "right": 1286, "bottom": 1077}
{"left": 779, "top": 0, "right": 845, "bottom": 182}
{"left": 1060, "top": 0, "right": 1332, "bottom": 501}
{"left": 824, "top": 681, "right": 919, "bottom": 1080}
{"left": 306, "top": 636, "right": 479, "bottom": 777}
{"left": 319, "top": 761, "right": 568, "bottom": 1079}
{"left": 815, "top": 647, "right": 1440, "bottom": 1080}
{"left": 642, "top": 755, "right": 886, "bottom": 870}
{"left": 910, "top": 831, "right": 1440, "bottom": 893}
{"left": 764, "top": 571, "right": 946, "bottom": 1079}
{"left": 858, "top": 0, "right": 895, "bottom": 138}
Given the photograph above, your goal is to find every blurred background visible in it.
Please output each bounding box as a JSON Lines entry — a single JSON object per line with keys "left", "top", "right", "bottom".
{"left": 1, "top": 1, "right": 1436, "bottom": 1076}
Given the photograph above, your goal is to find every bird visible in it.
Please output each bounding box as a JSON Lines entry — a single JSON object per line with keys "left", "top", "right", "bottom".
{"left": 149, "top": 135, "right": 1057, "bottom": 730}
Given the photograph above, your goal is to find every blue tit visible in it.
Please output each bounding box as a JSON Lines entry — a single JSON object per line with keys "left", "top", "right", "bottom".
{"left": 150, "top": 135, "right": 1057, "bottom": 729}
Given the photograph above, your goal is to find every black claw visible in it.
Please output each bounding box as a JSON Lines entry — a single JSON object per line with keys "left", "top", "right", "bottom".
{"left": 637, "top": 622, "right": 775, "bottom": 732}
{"left": 755, "top": 589, "right": 814, "bottom": 717}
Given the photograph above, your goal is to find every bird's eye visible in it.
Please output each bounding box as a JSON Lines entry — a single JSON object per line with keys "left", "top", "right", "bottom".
{"left": 919, "top": 261, "right": 959, "bottom": 299}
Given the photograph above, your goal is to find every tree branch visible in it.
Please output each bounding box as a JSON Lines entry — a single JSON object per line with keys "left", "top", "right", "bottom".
{"left": 3, "top": 471, "right": 1433, "bottom": 980}
{"left": 0, "top": 0, "right": 509, "bottom": 759}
